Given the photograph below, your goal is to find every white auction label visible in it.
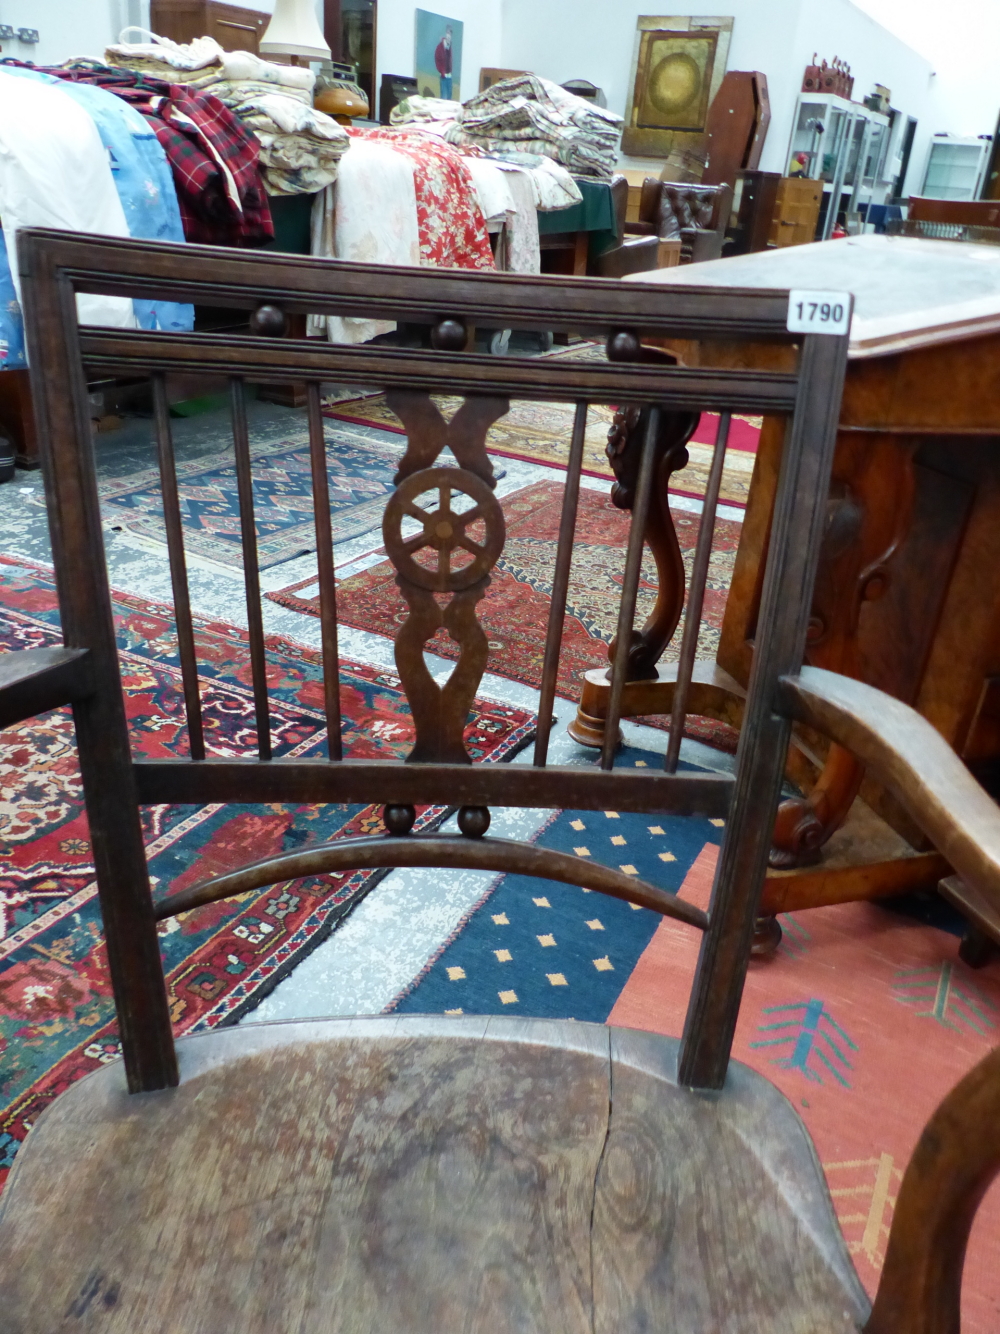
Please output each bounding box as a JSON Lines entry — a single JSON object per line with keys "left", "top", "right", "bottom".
{"left": 786, "top": 290, "right": 851, "bottom": 335}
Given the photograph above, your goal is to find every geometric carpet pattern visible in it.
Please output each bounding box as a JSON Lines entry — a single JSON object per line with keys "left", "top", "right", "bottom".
{"left": 0, "top": 555, "right": 534, "bottom": 1188}
{"left": 97, "top": 428, "right": 405, "bottom": 569}
{"left": 324, "top": 392, "right": 761, "bottom": 506}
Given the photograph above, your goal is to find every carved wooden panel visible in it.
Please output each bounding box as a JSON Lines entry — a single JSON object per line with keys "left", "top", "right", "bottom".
{"left": 381, "top": 392, "right": 510, "bottom": 764}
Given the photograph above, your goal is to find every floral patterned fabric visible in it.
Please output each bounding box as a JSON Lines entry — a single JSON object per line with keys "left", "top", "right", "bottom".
{"left": 350, "top": 127, "right": 494, "bottom": 271}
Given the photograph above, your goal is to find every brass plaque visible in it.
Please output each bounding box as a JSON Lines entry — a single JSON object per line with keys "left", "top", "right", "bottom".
{"left": 633, "top": 30, "right": 717, "bottom": 132}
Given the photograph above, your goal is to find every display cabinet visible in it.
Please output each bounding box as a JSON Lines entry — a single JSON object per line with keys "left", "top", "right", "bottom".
{"left": 784, "top": 92, "right": 891, "bottom": 239}
{"left": 920, "top": 135, "right": 992, "bottom": 201}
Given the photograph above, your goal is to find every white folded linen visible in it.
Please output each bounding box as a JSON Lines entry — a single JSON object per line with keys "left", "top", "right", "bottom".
{"left": 0, "top": 72, "right": 134, "bottom": 329}
{"left": 106, "top": 32, "right": 315, "bottom": 92}
{"left": 308, "top": 140, "right": 421, "bottom": 345}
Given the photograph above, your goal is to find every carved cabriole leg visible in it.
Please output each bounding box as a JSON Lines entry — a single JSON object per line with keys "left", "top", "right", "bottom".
{"left": 568, "top": 405, "right": 698, "bottom": 747}
{"left": 606, "top": 404, "right": 700, "bottom": 679}
{"left": 381, "top": 394, "right": 509, "bottom": 780}
{"left": 769, "top": 743, "right": 865, "bottom": 869}
{"left": 573, "top": 400, "right": 947, "bottom": 943}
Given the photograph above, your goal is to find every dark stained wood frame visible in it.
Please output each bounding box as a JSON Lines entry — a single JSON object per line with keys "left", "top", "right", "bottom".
{"left": 15, "top": 229, "right": 850, "bottom": 1098}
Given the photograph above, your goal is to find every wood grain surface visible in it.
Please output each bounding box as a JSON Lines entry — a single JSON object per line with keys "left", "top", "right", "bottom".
{"left": 0, "top": 1017, "right": 869, "bottom": 1333}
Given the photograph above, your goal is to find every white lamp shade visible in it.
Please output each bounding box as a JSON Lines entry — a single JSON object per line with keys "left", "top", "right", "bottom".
{"left": 259, "top": 0, "right": 332, "bottom": 60}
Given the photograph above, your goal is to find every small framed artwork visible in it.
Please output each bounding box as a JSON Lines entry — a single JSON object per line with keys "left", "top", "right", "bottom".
{"left": 623, "top": 16, "right": 733, "bottom": 159}
{"left": 414, "top": 9, "right": 464, "bottom": 102}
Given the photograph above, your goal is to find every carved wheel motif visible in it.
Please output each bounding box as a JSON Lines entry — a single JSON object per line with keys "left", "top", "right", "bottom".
{"left": 383, "top": 466, "right": 505, "bottom": 592}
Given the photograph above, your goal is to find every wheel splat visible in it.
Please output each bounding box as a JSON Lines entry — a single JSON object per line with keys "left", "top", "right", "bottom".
{"left": 382, "top": 391, "right": 510, "bottom": 764}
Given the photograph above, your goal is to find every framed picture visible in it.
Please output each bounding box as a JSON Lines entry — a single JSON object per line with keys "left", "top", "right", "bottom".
{"left": 414, "top": 9, "right": 464, "bottom": 102}
{"left": 623, "top": 16, "right": 733, "bottom": 160}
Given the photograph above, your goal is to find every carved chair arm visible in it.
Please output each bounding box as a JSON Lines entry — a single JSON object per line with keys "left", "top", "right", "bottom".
{"left": 0, "top": 647, "right": 93, "bottom": 729}
{"left": 864, "top": 1045, "right": 1000, "bottom": 1334}
{"left": 779, "top": 666, "right": 1000, "bottom": 1334}
{"left": 777, "top": 666, "right": 1000, "bottom": 907}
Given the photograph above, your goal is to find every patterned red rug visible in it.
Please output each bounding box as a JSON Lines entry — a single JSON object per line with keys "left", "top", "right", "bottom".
{"left": 269, "top": 480, "right": 742, "bottom": 748}
{"left": 321, "top": 395, "right": 760, "bottom": 507}
{"left": 0, "top": 556, "right": 533, "bottom": 1188}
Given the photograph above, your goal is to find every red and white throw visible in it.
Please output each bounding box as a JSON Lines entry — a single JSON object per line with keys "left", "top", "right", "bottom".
{"left": 348, "top": 126, "right": 495, "bottom": 271}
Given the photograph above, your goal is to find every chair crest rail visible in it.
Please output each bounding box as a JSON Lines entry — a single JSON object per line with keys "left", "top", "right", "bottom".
{"left": 25, "top": 228, "right": 799, "bottom": 338}
{"left": 77, "top": 330, "right": 800, "bottom": 413}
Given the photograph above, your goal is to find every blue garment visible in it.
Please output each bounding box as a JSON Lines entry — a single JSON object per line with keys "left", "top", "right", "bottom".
{"left": 0, "top": 230, "right": 26, "bottom": 369}
{"left": 0, "top": 64, "right": 193, "bottom": 333}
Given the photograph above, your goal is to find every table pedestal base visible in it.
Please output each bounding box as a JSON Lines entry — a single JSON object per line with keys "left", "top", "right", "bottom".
{"left": 571, "top": 659, "right": 949, "bottom": 950}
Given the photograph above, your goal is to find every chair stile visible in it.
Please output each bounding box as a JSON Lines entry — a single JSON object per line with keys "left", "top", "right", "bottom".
{"left": 305, "top": 379, "right": 344, "bottom": 760}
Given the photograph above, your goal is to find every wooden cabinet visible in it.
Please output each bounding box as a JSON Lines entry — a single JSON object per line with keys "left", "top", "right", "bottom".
{"left": 150, "top": 0, "right": 269, "bottom": 53}
{"left": 726, "top": 169, "right": 780, "bottom": 256}
{"left": 768, "top": 177, "right": 822, "bottom": 247}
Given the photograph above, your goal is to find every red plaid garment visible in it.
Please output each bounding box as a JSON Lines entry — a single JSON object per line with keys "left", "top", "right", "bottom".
{"left": 23, "top": 64, "right": 273, "bottom": 246}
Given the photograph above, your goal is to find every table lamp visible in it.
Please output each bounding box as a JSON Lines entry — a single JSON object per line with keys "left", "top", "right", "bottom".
{"left": 259, "top": 0, "right": 332, "bottom": 62}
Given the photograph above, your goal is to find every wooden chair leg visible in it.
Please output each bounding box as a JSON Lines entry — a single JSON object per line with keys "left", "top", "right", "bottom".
{"left": 769, "top": 743, "right": 866, "bottom": 869}
{"left": 958, "top": 924, "right": 998, "bottom": 969}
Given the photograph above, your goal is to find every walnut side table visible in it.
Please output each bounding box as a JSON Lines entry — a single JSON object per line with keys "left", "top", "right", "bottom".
{"left": 572, "top": 235, "right": 1000, "bottom": 941}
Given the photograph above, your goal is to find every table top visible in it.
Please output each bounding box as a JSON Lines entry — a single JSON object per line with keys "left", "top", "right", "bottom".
{"left": 630, "top": 234, "right": 1000, "bottom": 359}
{"left": 537, "top": 179, "right": 615, "bottom": 237}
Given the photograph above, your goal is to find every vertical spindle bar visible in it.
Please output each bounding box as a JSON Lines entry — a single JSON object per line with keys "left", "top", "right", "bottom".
{"left": 600, "top": 408, "right": 661, "bottom": 771}
{"left": 230, "top": 376, "right": 272, "bottom": 760}
{"left": 306, "top": 381, "right": 343, "bottom": 760}
{"left": 533, "top": 401, "right": 588, "bottom": 766}
{"left": 664, "top": 411, "right": 731, "bottom": 774}
{"left": 152, "top": 373, "right": 205, "bottom": 760}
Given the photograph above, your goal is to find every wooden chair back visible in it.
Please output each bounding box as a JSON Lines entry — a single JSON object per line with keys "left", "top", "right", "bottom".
{"left": 17, "top": 229, "right": 851, "bottom": 1097}
{"left": 908, "top": 195, "right": 1000, "bottom": 228}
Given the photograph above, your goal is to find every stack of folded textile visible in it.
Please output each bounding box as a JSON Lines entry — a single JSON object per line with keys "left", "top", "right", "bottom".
{"left": 105, "top": 33, "right": 349, "bottom": 195}
{"left": 443, "top": 75, "right": 622, "bottom": 181}
{"left": 389, "top": 95, "right": 462, "bottom": 129}
{"left": 389, "top": 98, "right": 582, "bottom": 211}
{"left": 49, "top": 62, "right": 273, "bottom": 247}
{"left": 219, "top": 93, "right": 349, "bottom": 196}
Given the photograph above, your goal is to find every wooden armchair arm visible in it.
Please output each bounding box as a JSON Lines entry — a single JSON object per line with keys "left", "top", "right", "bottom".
{"left": 0, "top": 647, "right": 93, "bottom": 728}
{"left": 780, "top": 667, "right": 1000, "bottom": 1332}
{"left": 865, "top": 1044, "right": 1000, "bottom": 1334}
{"left": 776, "top": 667, "right": 1000, "bottom": 906}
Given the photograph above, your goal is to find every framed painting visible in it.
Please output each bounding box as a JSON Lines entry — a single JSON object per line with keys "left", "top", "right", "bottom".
{"left": 623, "top": 16, "right": 733, "bottom": 160}
{"left": 414, "top": 9, "right": 464, "bottom": 102}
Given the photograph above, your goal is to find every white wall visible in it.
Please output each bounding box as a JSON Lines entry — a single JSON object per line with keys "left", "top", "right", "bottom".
{"left": 375, "top": 0, "right": 502, "bottom": 99}
{"left": 499, "top": 0, "right": 799, "bottom": 151}
{"left": 498, "top": 0, "right": 935, "bottom": 190}
{"left": 6, "top": 0, "right": 942, "bottom": 197}
{"left": 853, "top": 0, "right": 1000, "bottom": 139}
{"left": 0, "top": 0, "right": 148, "bottom": 64}
{"left": 791, "top": 0, "right": 936, "bottom": 198}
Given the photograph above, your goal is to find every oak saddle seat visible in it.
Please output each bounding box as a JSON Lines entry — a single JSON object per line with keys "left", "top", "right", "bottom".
{"left": 0, "top": 231, "right": 998, "bottom": 1332}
